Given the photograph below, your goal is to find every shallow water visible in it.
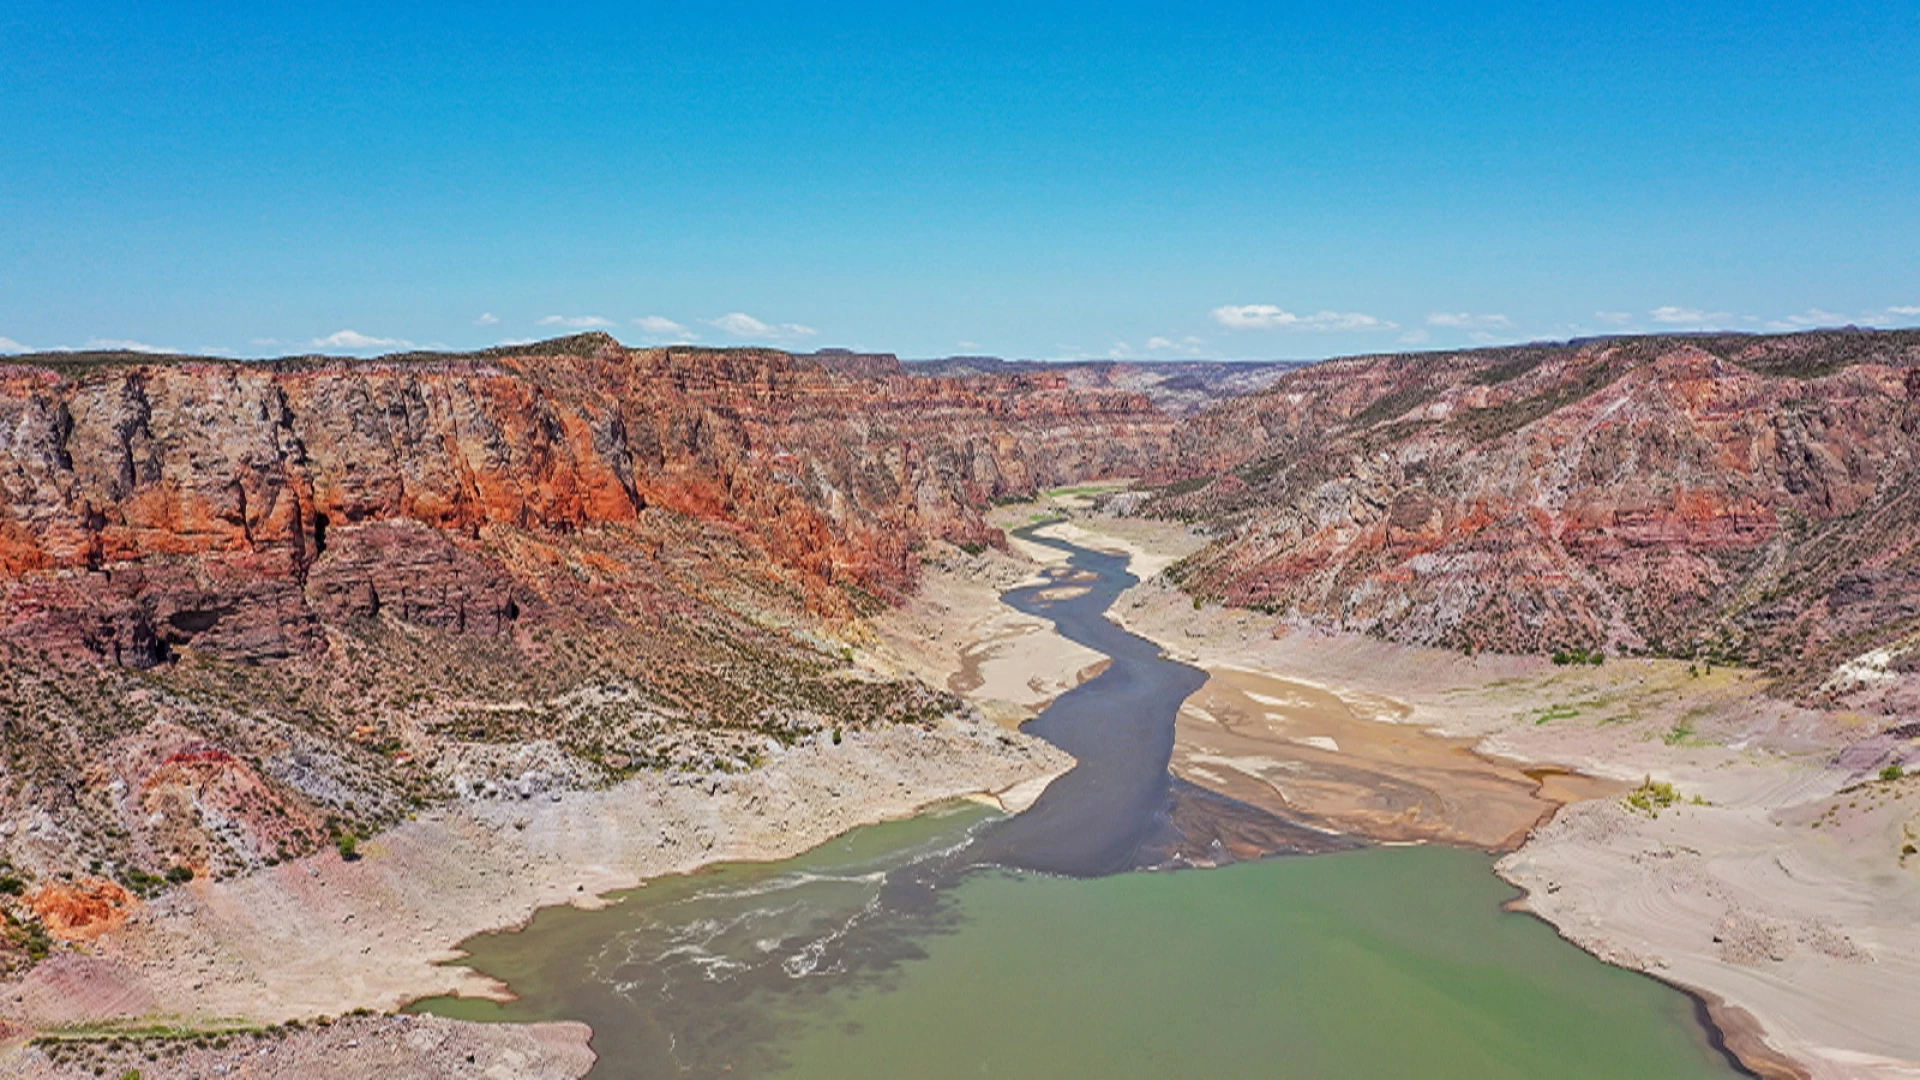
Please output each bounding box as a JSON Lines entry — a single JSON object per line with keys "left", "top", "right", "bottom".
{"left": 413, "top": 531, "right": 1744, "bottom": 1078}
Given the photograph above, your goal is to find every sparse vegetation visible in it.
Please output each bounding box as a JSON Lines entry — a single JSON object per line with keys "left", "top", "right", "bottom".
{"left": 1624, "top": 777, "right": 1682, "bottom": 816}
{"left": 2, "top": 908, "right": 53, "bottom": 972}
{"left": 1452, "top": 357, "right": 1626, "bottom": 443}
{"left": 1533, "top": 704, "right": 1580, "bottom": 725}
{"left": 1882, "top": 763, "right": 1906, "bottom": 783}
{"left": 1550, "top": 645, "right": 1605, "bottom": 666}
{"left": 1153, "top": 475, "right": 1212, "bottom": 498}
{"left": 120, "top": 869, "right": 169, "bottom": 899}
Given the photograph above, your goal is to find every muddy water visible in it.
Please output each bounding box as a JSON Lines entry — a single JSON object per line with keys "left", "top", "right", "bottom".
{"left": 412, "top": 533, "right": 1744, "bottom": 1079}
{"left": 972, "top": 531, "right": 1349, "bottom": 873}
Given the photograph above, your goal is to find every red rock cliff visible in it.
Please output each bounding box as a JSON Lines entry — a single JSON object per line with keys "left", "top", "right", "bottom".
{"left": 1156, "top": 329, "right": 1920, "bottom": 704}
{"left": 0, "top": 334, "right": 1174, "bottom": 667}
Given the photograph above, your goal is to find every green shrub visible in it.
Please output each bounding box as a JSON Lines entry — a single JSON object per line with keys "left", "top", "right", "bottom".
{"left": 1624, "top": 777, "right": 1681, "bottom": 816}
{"left": 1550, "top": 645, "right": 1605, "bottom": 666}
{"left": 164, "top": 865, "right": 194, "bottom": 884}
{"left": 1882, "top": 762, "right": 1906, "bottom": 783}
{"left": 335, "top": 834, "right": 360, "bottom": 861}
{"left": 120, "top": 869, "right": 166, "bottom": 897}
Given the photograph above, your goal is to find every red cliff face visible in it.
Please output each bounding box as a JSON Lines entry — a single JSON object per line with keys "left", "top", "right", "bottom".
{"left": 0, "top": 334, "right": 1175, "bottom": 888}
{"left": 1158, "top": 330, "right": 1920, "bottom": 704}
{"left": 0, "top": 335, "right": 1173, "bottom": 667}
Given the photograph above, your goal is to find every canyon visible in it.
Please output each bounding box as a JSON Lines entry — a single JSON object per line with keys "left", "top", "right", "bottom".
{"left": 0, "top": 328, "right": 1917, "bottom": 1078}
{"left": 0, "top": 334, "right": 1178, "bottom": 908}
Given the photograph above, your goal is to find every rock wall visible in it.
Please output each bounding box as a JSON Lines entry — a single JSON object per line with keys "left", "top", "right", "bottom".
{"left": 0, "top": 334, "right": 1175, "bottom": 667}
{"left": 1155, "top": 329, "right": 1920, "bottom": 705}
{"left": 0, "top": 334, "right": 1175, "bottom": 897}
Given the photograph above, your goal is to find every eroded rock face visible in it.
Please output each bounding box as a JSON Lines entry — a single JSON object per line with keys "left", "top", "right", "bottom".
{"left": 0, "top": 334, "right": 1178, "bottom": 891}
{"left": 0, "top": 335, "right": 1175, "bottom": 666}
{"left": 1158, "top": 329, "right": 1920, "bottom": 703}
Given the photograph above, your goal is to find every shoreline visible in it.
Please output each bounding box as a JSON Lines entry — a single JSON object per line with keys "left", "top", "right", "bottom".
{"left": 0, "top": 521, "right": 1113, "bottom": 1078}
{"left": 8, "top": 494, "right": 1914, "bottom": 1078}
{"left": 1043, "top": 509, "right": 1919, "bottom": 1080}
{"left": 0, "top": 719, "right": 1074, "bottom": 1076}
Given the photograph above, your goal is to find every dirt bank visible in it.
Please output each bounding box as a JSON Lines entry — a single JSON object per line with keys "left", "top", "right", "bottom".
{"left": 1, "top": 1013, "right": 594, "bottom": 1080}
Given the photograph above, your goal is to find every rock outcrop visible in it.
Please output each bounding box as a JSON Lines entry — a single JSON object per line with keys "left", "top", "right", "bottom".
{"left": 0, "top": 334, "right": 1175, "bottom": 900}
{"left": 907, "top": 356, "right": 1301, "bottom": 416}
{"left": 1151, "top": 329, "right": 1920, "bottom": 707}
{"left": 0, "top": 335, "right": 1175, "bottom": 666}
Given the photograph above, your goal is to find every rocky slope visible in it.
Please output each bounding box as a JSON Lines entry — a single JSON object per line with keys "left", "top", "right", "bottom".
{"left": 906, "top": 356, "right": 1300, "bottom": 416}
{"left": 0, "top": 333, "right": 1175, "bottom": 957}
{"left": 1148, "top": 329, "right": 1920, "bottom": 711}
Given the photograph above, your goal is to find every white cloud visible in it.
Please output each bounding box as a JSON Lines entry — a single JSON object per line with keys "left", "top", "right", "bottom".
{"left": 1398, "top": 329, "right": 1432, "bottom": 345}
{"left": 314, "top": 329, "right": 411, "bottom": 350}
{"left": 957, "top": 340, "right": 981, "bottom": 350}
{"left": 706, "top": 312, "right": 818, "bottom": 341}
{"left": 494, "top": 337, "right": 538, "bottom": 347}
{"left": 538, "top": 314, "right": 614, "bottom": 329}
{"left": 1649, "top": 306, "right": 1732, "bottom": 327}
{"left": 1593, "top": 311, "right": 1634, "bottom": 326}
{"left": 1140, "top": 335, "right": 1206, "bottom": 356}
{"left": 1889, "top": 305, "right": 1920, "bottom": 317}
{"left": 0, "top": 336, "right": 27, "bottom": 353}
{"left": 632, "top": 315, "right": 694, "bottom": 339}
{"left": 1210, "top": 304, "right": 1393, "bottom": 332}
{"left": 1105, "top": 337, "right": 1202, "bottom": 359}
{"left": 1762, "top": 309, "right": 1847, "bottom": 331}
{"left": 249, "top": 337, "right": 282, "bottom": 347}
{"left": 1427, "top": 312, "right": 1513, "bottom": 330}
{"left": 475, "top": 312, "right": 500, "bottom": 326}
{"left": 86, "top": 337, "right": 181, "bottom": 354}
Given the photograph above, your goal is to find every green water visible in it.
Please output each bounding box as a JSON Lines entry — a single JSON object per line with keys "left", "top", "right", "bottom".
{"left": 772, "top": 846, "right": 1730, "bottom": 1080}
{"left": 416, "top": 806, "right": 1737, "bottom": 1079}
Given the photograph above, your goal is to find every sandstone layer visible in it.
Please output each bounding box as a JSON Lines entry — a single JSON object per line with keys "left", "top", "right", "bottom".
{"left": 1153, "top": 329, "right": 1920, "bottom": 714}
{"left": 0, "top": 335, "right": 1174, "bottom": 937}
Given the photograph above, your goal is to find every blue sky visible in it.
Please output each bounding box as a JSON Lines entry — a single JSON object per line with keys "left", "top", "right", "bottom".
{"left": 2, "top": 1, "right": 1916, "bottom": 360}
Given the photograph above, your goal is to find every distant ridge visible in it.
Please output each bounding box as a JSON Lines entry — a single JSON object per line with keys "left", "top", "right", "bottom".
{"left": 906, "top": 355, "right": 1304, "bottom": 416}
